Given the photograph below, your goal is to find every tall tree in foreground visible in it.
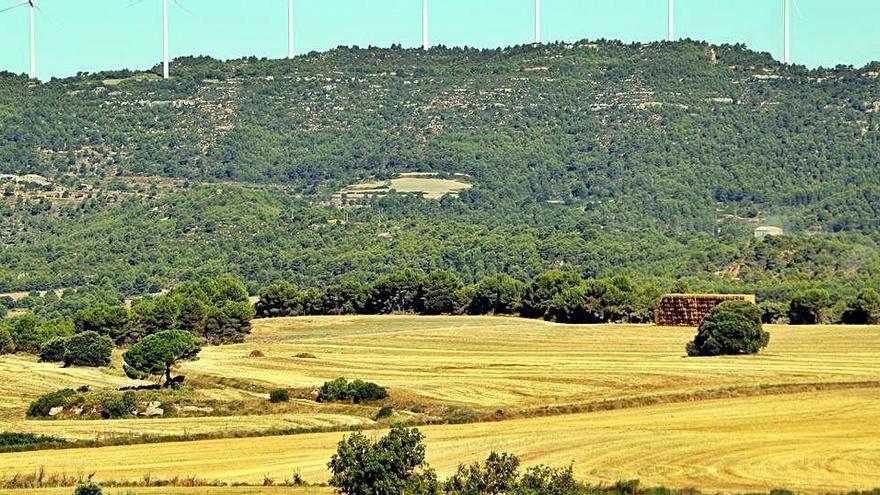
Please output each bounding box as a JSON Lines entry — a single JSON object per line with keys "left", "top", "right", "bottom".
{"left": 123, "top": 330, "right": 202, "bottom": 387}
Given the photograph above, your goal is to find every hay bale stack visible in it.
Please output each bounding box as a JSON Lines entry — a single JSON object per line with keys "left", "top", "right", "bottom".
{"left": 655, "top": 293, "right": 757, "bottom": 327}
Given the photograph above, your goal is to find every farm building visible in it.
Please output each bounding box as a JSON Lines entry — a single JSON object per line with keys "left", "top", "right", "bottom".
{"left": 655, "top": 293, "right": 757, "bottom": 327}
{"left": 754, "top": 225, "right": 784, "bottom": 239}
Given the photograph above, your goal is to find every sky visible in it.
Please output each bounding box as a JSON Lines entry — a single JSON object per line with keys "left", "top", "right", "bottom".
{"left": 1, "top": 0, "right": 879, "bottom": 80}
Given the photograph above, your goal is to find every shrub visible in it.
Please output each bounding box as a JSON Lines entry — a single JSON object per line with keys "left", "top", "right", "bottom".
{"left": 73, "top": 482, "right": 102, "bottom": 495}
{"left": 0, "top": 327, "right": 13, "bottom": 355}
{"left": 39, "top": 337, "right": 67, "bottom": 362}
{"left": 26, "top": 388, "right": 79, "bottom": 418}
{"left": 64, "top": 331, "right": 113, "bottom": 367}
{"left": 269, "top": 388, "right": 290, "bottom": 403}
{"left": 841, "top": 288, "right": 880, "bottom": 324}
{"left": 329, "top": 425, "right": 438, "bottom": 495}
{"left": 374, "top": 406, "right": 394, "bottom": 420}
{"left": 0, "top": 432, "right": 66, "bottom": 450}
{"left": 686, "top": 301, "right": 769, "bottom": 357}
{"left": 317, "top": 378, "right": 387, "bottom": 403}
{"left": 101, "top": 391, "right": 137, "bottom": 419}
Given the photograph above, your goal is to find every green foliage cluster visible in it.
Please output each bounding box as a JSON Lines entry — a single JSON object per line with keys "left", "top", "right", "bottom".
{"left": 256, "top": 269, "right": 660, "bottom": 323}
{"left": 123, "top": 330, "right": 202, "bottom": 387}
{"left": 268, "top": 388, "right": 290, "bottom": 403}
{"left": 73, "top": 483, "right": 102, "bottom": 495}
{"left": 317, "top": 377, "right": 388, "bottom": 404}
{"left": 26, "top": 388, "right": 80, "bottom": 418}
{"left": 329, "top": 425, "right": 438, "bottom": 495}
{"left": 63, "top": 331, "right": 113, "bottom": 367}
{"left": 687, "top": 302, "right": 770, "bottom": 357}
{"left": 4, "top": 42, "right": 880, "bottom": 308}
{"left": 0, "top": 432, "right": 66, "bottom": 449}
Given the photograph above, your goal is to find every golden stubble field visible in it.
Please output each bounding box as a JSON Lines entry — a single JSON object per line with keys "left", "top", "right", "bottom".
{"left": 1, "top": 316, "right": 879, "bottom": 493}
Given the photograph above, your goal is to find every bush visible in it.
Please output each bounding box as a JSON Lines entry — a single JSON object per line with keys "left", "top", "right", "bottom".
{"left": 374, "top": 406, "right": 394, "bottom": 420}
{"left": 841, "top": 288, "right": 880, "bottom": 324}
{"left": 329, "top": 425, "right": 438, "bottom": 495}
{"left": 0, "top": 432, "right": 66, "bottom": 450}
{"left": 686, "top": 301, "right": 769, "bottom": 357}
{"left": 73, "top": 482, "right": 102, "bottom": 495}
{"left": 39, "top": 337, "right": 67, "bottom": 362}
{"left": 26, "top": 388, "right": 79, "bottom": 418}
{"left": 101, "top": 391, "right": 137, "bottom": 419}
{"left": 269, "top": 388, "right": 290, "bottom": 403}
{"left": 0, "top": 327, "right": 14, "bottom": 355}
{"left": 317, "top": 377, "right": 387, "bottom": 403}
{"left": 64, "top": 331, "right": 113, "bottom": 367}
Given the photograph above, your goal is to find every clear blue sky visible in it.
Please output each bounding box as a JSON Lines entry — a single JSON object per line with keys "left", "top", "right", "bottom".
{"left": 1, "top": 0, "right": 879, "bottom": 80}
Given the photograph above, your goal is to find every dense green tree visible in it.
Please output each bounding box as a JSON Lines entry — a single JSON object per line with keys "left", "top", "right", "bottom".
{"left": 74, "top": 304, "right": 130, "bottom": 343}
{"left": 841, "top": 288, "right": 880, "bottom": 325}
{"left": 255, "top": 281, "right": 302, "bottom": 318}
{"left": 521, "top": 270, "right": 583, "bottom": 319}
{"left": 468, "top": 275, "right": 524, "bottom": 315}
{"left": 123, "top": 330, "right": 202, "bottom": 387}
{"left": 369, "top": 269, "right": 427, "bottom": 314}
{"left": 39, "top": 337, "right": 67, "bottom": 363}
{"left": 789, "top": 289, "right": 831, "bottom": 325}
{"left": 420, "top": 270, "right": 463, "bottom": 315}
{"left": 63, "top": 331, "right": 113, "bottom": 367}
{"left": 686, "top": 301, "right": 769, "bottom": 356}
{"left": 0, "top": 326, "right": 14, "bottom": 355}
{"left": 328, "top": 425, "right": 439, "bottom": 495}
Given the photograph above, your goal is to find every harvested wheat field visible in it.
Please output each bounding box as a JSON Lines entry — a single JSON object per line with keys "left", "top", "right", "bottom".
{"left": 1, "top": 389, "right": 879, "bottom": 493}
{"left": 0, "top": 488, "right": 331, "bottom": 495}
{"left": 2, "top": 316, "right": 880, "bottom": 492}
{"left": 186, "top": 316, "right": 880, "bottom": 409}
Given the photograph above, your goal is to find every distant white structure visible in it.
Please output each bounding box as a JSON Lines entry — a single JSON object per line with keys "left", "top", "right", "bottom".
{"left": 535, "top": 0, "right": 541, "bottom": 44}
{"left": 668, "top": 0, "right": 674, "bottom": 41}
{"left": 422, "top": 0, "right": 429, "bottom": 50}
{"left": 754, "top": 226, "right": 784, "bottom": 239}
{"left": 163, "top": 0, "right": 169, "bottom": 78}
{"left": 783, "top": 0, "right": 790, "bottom": 63}
{"left": 288, "top": 0, "right": 294, "bottom": 59}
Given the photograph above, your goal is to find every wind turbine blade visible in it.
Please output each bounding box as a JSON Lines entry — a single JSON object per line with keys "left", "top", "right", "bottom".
{"left": 792, "top": 0, "right": 803, "bottom": 19}
{"left": 127, "top": 0, "right": 147, "bottom": 8}
{"left": 32, "top": 3, "right": 63, "bottom": 29}
{"left": 0, "top": 2, "right": 27, "bottom": 14}
{"left": 172, "top": 0, "right": 193, "bottom": 16}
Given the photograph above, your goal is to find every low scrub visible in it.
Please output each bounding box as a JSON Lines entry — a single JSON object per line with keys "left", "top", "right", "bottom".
{"left": 27, "top": 389, "right": 81, "bottom": 418}
{"left": 317, "top": 377, "right": 387, "bottom": 403}
{"left": 268, "top": 388, "right": 290, "bottom": 403}
{"left": 0, "top": 433, "right": 67, "bottom": 453}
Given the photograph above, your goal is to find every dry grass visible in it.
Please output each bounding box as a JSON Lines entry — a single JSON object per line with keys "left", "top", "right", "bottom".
{"left": 0, "top": 488, "right": 331, "bottom": 495}
{"left": 338, "top": 175, "right": 472, "bottom": 200}
{"left": 187, "top": 316, "right": 880, "bottom": 409}
{"left": 0, "top": 389, "right": 878, "bottom": 493}
{"left": 2, "top": 316, "right": 880, "bottom": 492}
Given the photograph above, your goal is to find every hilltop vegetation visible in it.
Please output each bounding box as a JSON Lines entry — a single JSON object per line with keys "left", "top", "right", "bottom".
{"left": 2, "top": 40, "right": 880, "bottom": 298}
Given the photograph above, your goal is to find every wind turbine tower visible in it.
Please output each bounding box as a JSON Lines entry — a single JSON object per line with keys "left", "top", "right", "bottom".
{"left": 287, "top": 0, "right": 294, "bottom": 59}
{"left": 29, "top": 0, "right": 36, "bottom": 79}
{"left": 667, "top": 0, "right": 674, "bottom": 41}
{"left": 783, "top": 0, "right": 791, "bottom": 63}
{"left": 162, "top": 0, "right": 169, "bottom": 78}
{"left": 422, "top": 0, "right": 429, "bottom": 50}
{"left": 535, "top": 0, "right": 541, "bottom": 44}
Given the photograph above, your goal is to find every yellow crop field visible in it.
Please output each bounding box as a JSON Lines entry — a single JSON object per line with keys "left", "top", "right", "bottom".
{"left": 1, "top": 316, "right": 879, "bottom": 493}
{"left": 0, "top": 488, "right": 332, "bottom": 495}
{"left": 1, "top": 389, "right": 879, "bottom": 493}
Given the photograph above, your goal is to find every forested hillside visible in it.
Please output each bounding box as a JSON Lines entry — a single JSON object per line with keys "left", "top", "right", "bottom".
{"left": 2, "top": 40, "right": 880, "bottom": 300}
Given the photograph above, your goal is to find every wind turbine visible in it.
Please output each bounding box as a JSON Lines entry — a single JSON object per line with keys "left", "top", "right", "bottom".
{"left": 534, "top": 0, "right": 541, "bottom": 44}
{"left": 667, "top": 0, "right": 674, "bottom": 41}
{"left": 1, "top": 0, "right": 39, "bottom": 79}
{"left": 784, "top": 0, "right": 803, "bottom": 64}
{"left": 130, "top": 0, "right": 174, "bottom": 78}
{"left": 422, "top": 0, "right": 429, "bottom": 50}
{"left": 287, "top": 0, "right": 293, "bottom": 59}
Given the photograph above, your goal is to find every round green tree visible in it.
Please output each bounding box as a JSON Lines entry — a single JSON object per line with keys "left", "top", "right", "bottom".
{"left": 686, "top": 301, "right": 769, "bottom": 357}
{"left": 63, "top": 331, "right": 113, "bottom": 367}
{"left": 123, "top": 330, "right": 202, "bottom": 387}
